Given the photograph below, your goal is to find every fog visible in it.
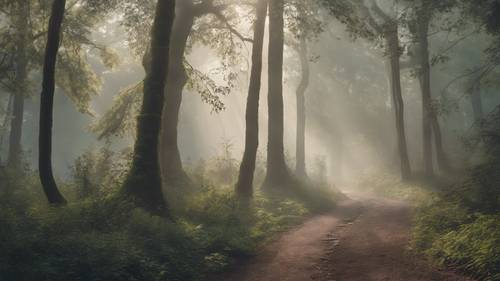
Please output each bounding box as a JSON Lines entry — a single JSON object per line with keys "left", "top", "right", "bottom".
{"left": 1, "top": 0, "right": 497, "bottom": 186}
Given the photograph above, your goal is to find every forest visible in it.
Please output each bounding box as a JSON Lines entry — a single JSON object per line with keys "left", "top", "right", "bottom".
{"left": 0, "top": 0, "right": 499, "bottom": 280}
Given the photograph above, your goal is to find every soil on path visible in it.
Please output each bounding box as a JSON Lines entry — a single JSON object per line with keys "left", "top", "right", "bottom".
{"left": 215, "top": 193, "right": 473, "bottom": 281}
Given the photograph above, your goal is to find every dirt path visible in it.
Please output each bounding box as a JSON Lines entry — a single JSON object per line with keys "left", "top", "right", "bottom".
{"left": 216, "top": 193, "right": 473, "bottom": 281}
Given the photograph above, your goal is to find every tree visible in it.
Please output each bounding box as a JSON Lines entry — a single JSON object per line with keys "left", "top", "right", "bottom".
{"left": 470, "top": 79, "right": 483, "bottom": 122}
{"left": 236, "top": 0, "right": 268, "bottom": 199}
{"left": 160, "top": 0, "right": 246, "bottom": 187}
{"left": 362, "top": 0, "right": 412, "bottom": 180}
{"left": 0, "top": 0, "right": 119, "bottom": 170}
{"left": 122, "top": 0, "right": 175, "bottom": 216}
{"left": 460, "top": 0, "right": 500, "bottom": 124}
{"left": 294, "top": 35, "right": 309, "bottom": 178}
{"left": 94, "top": 0, "right": 248, "bottom": 188}
{"left": 7, "top": 0, "right": 28, "bottom": 169}
{"left": 406, "top": 0, "right": 455, "bottom": 175}
{"left": 322, "top": 0, "right": 411, "bottom": 180}
{"left": 263, "top": 0, "right": 291, "bottom": 189}
{"left": 286, "top": 1, "right": 323, "bottom": 179}
{"left": 413, "top": 6, "right": 434, "bottom": 176}
{"left": 38, "top": 0, "right": 67, "bottom": 205}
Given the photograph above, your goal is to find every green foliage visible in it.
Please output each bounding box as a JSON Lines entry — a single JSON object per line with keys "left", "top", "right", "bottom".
{"left": 71, "top": 144, "right": 131, "bottom": 198}
{"left": 0, "top": 144, "right": 332, "bottom": 280}
{"left": 0, "top": 0, "right": 119, "bottom": 114}
{"left": 352, "top": 173, "right": 435, "bottom": 203}
{"left": 412, "top": 196, "right": 500, "bottom": 280}
{"left": 91, "top": 81, "right": 143, "bottom": 139}
{"left": 0, "top": 186, "right": 312, "bottom": 281}
{"left": 411, "top": 107, "right": 500, "bottom": 280}
{"left": 411, "top": 198, "right": 471, "bottom": 250}
{"left": 0, "top": 197, "right": 203, "bottom": 281}
{"left": 426, "top": 214, "right": 500, "bottom": 281}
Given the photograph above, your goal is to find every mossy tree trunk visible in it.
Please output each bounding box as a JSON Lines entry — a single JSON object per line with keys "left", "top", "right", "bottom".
{"left": 471, "top": 80, "right": 483, "bottom": 122}
{"left": 386, "top": 26, "right": 411, "bottom": 181}
{"left": 124, "top": 0, "right": 175, "bottom": 217}
{"left": 160, "top": 1, "right": 195, "bottom": 188}
{"left": 263, "top": 0, "right": 290, "bottom": 189}
{"left": 417, "top": 16, "right": 434, "bottom": 177}
{"left": 236, "top": 0, "right": 268, "bottom": 199}
{"left": 417, "top": 14, "right": 451, "bottom": 174}
{"left": 38, "top": 0, "right": 67, "bottom": 205}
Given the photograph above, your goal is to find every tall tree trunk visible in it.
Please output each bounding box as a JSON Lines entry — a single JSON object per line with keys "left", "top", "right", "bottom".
{"left": 160, "top": 1, "right": 194, "bottom": 187}
{"left": 295, "top": 36, "right": 309, "bottom": 178}
{"left": 431, "top": 116, "right": 451, "bottom": 172}
{"left": 236, "top": 0, "right": 268, "bottom": 199}
{"left": 0, "top": 94, "right": 14, "bottom": 157}
{"left": 124, "top": 0, "right": 175, "bottom": 216}
{"left": 417, "top": 19, "right": 434, "bottom": 177}
{"left": 417, "top": 16, "right": 450, "bottom": 174}
{"left": 263, "top": 0, "right": 290, "bottom": 189}
{"left": 7, "top": 1, "right": 29, "bottom": 169}
{"left": 39, "top": 0, "right": 67, "bottom": 205}
{"left": 386, "top": 27, "right": 411, "bottom": 180}
{"left": 471, "top": 80, "right": 483, "bottom": 123}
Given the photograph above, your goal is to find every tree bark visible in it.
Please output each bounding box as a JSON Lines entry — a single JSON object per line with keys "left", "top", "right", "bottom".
{"left": 417, "top": 16, "right": 451, "bottom": 174}
{"left": 236, "top": 0, "right": 268, "bottom": 199}
{"left": 417, "top": 18, "right": 434, "bottom": 177}
{"left": 0, "top": 94, "right": 14, "bottom": 156}
{"left": 263, "top": 0, "right": 290, "bottom": 189}
{"left": 430, "top": 115, "right": 450, "bottom": 172}
{"left": 471, "top": 80, "right": 483, "bottom": 123}
{"left": 160, "top": 1, "right": 194, "bottom": 187}
{"left": 8, "top": 93, "right": 25, "bottom": 169}
{"left": 123, "top": 0, "right": 175, "bottom": 216}
{"left": 39, "top": 0, "right": 67, "bottom": 205}
{"left": 386, "top": 27, "right": 411, "bottom": 180}
{"left": 7, "top": 1, "right": 29, "bottom": 169}
{"left": 295, "top": 36, "right": 309, "bottom": 178}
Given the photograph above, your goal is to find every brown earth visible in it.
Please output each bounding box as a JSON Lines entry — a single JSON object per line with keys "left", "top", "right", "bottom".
{"left": 215, "top": 193, "right": 474, "bottom": 281}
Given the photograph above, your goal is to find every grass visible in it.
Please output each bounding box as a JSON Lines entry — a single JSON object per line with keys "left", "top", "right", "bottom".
{"left": 0, "top": 148, "right": 340, "bottom": 281}
{"left": 350, "top": 170, "right": 500, "bottom": 280}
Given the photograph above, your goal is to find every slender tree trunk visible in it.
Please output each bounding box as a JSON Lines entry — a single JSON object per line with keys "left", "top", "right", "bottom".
{"left": 124, "top": 0, "right": 175, "bottom": 216}
{"left": 417, "top": 17, "right": 451, "bottom": 174}
{"left": 417, "top": 19, "right": 434, "bottom": 177}
{"left": 386, "top": 27, "right": 411, "bottom": 180}
{"left": 295, "top": 36, "right": 309, "bottom": 178}
{"left": 8, "top": 93, "right": 24, "bottom": 168}
{"left": 39, "top": 0, "right": 67, "bottom": 205}
{"left": 0, "top": 94, "right": 14, "bottom": 156}
{"left": 236, "top": 0, "right": 268, "bottom": 199}
{"left": 471, "top": 80, "right": 483, "bottom": 123}
{"left": 431, "top": 116, "right": 451, "bottom": 172}
{"left": 160, "top": 1, "right": 194, "bottom": 187}
{"left": 7, "top": 1, "right": 29, "bottom": 169}
{"left": 263, "top": 0, "right": 290, "bottom": 189}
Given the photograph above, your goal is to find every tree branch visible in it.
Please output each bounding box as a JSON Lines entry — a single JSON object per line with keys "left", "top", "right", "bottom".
{"left": 194, "top": 0, "right": 253, "bottom": 43}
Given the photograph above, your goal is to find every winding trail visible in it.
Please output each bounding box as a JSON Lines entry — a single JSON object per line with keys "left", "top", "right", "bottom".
{"left": 216, "top": 193, "right": 473, "bottom": 281}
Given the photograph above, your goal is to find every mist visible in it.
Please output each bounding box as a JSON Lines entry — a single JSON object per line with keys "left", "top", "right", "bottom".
{"left": 1, "top": 0, "right": 499, "bottom": 280}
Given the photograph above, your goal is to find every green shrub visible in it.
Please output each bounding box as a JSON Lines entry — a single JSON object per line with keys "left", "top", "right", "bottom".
{"left": 411, "top": 174, "right": 500, "bottom": 279}
{"left": 0, "top": 182, "right": 319, "bottom": 281}
{"left": 0, "top": 144, "right": 340, "bottom": 281}
{"left": 425, "top": 214, "right": 500, "bottom": 281}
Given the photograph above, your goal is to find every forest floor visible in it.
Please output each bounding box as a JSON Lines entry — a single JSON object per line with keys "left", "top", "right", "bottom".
{"left": 214, "top": 192, "right": 475, "bottom": 281}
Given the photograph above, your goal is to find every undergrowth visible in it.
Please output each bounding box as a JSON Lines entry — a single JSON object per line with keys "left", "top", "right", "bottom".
{"left": 411, "top": 108, "right": 500, "bottom": 281}
{"left": 351, "top": 173, "right": 435, "bottom": 203}
{"left": 352, "top": 168, "right": 499, "bottom": 280}
{"left": 0, "top": 145, "right": 339, "bottom": 281}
